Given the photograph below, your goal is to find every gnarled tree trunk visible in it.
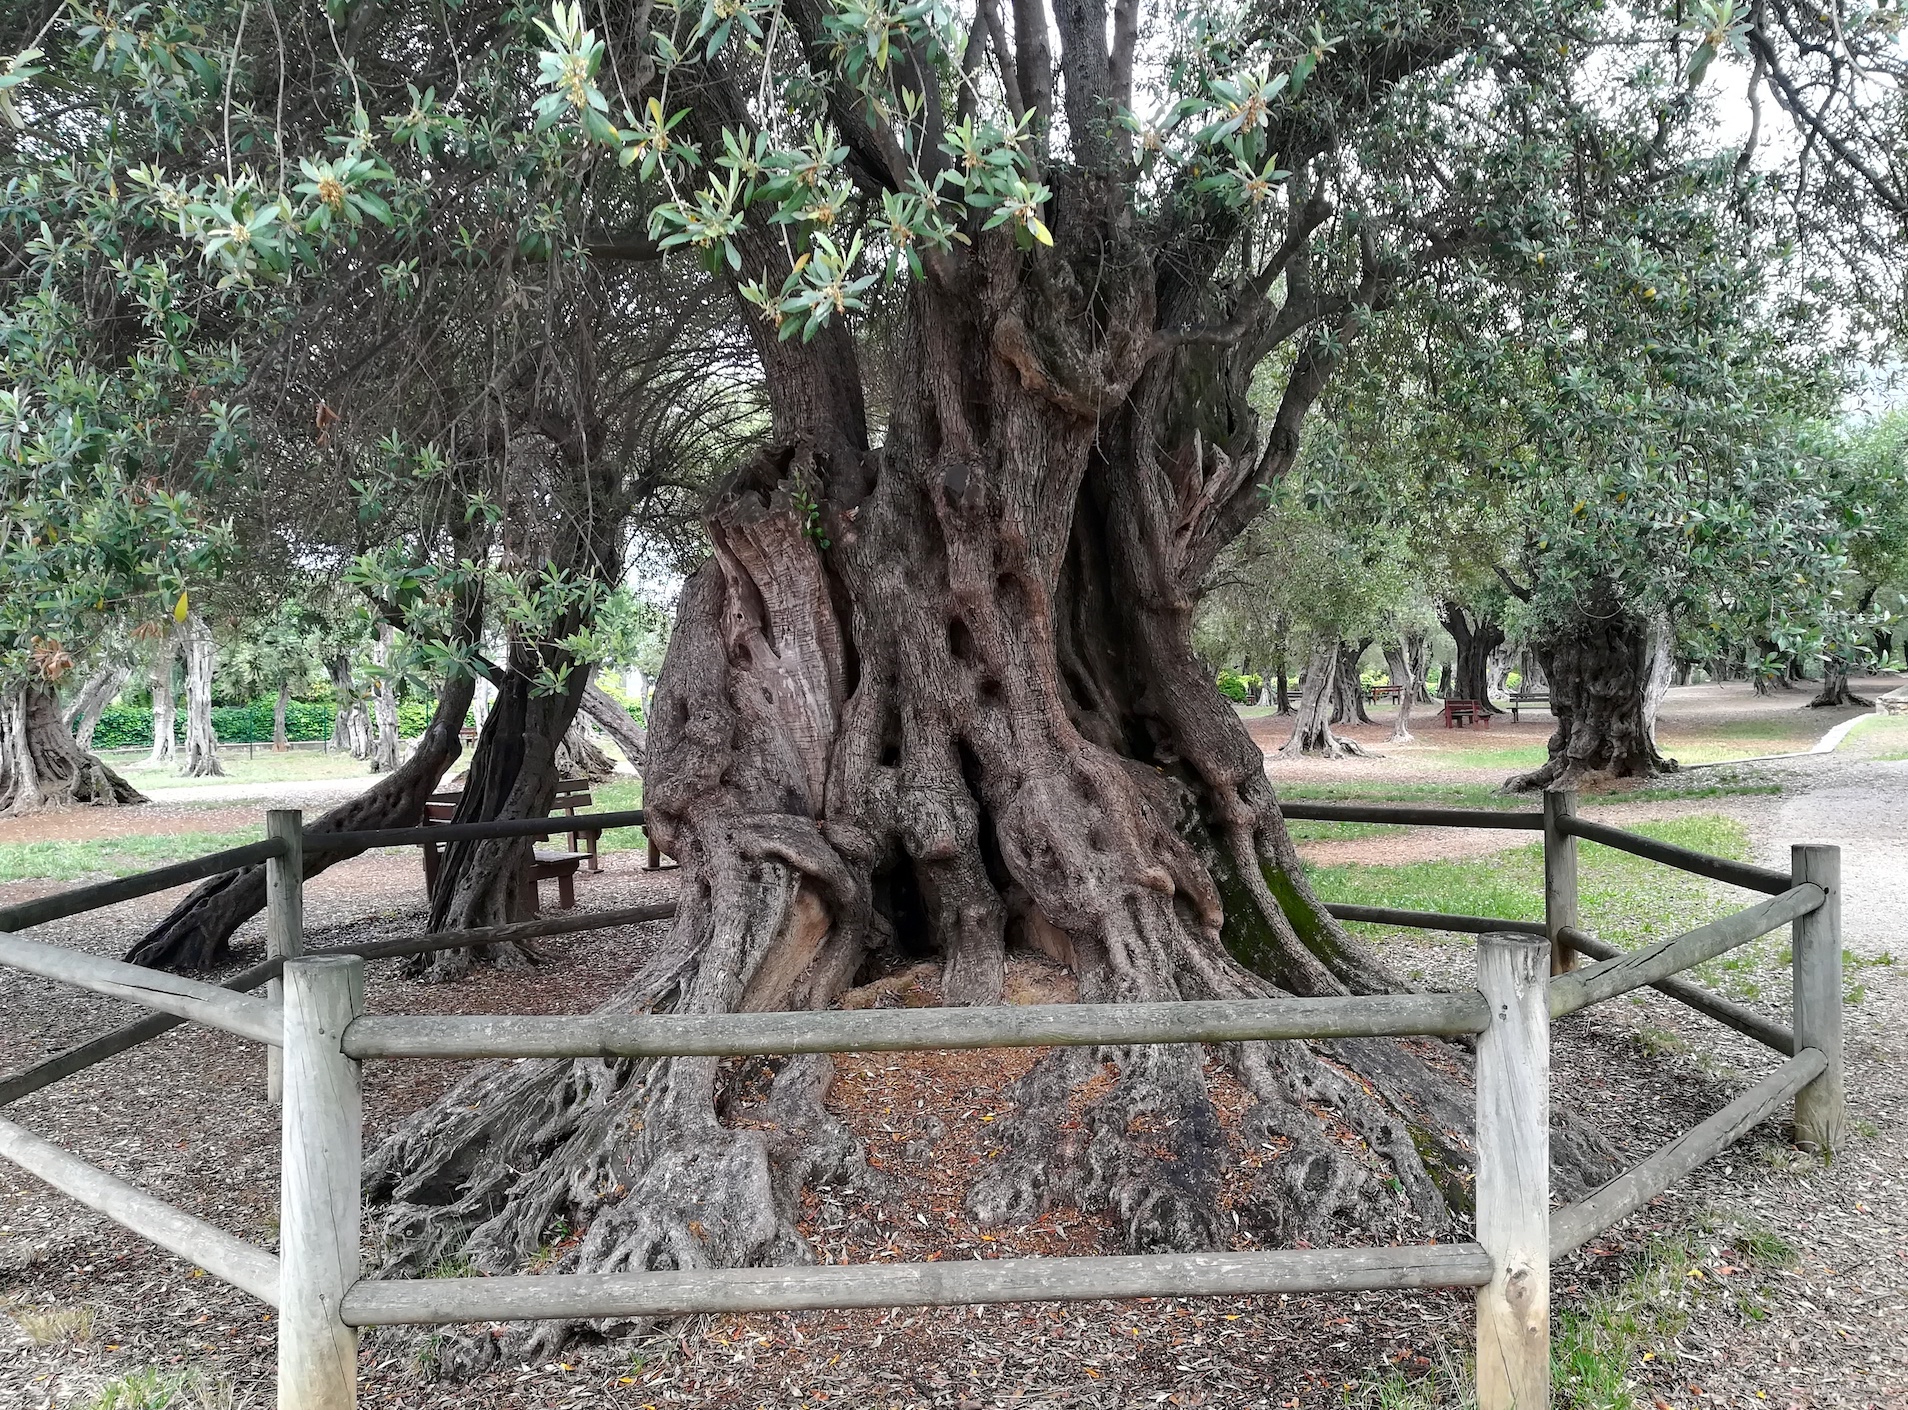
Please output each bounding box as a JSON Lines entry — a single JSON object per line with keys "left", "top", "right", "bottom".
{"left": 1809, "top": 658, "right": 1872, "bottom": 708}
{"left": 369, "top": 625, "right": 401, "bottom": 773}
{"left": 1330, "top": 638, "right": 1374, "bottom": 725}
{"left": 1509, "top": 590, "right": 1676, "bottom": 790}
{"left": 64, "top": 660, "right": 132, "bottom": 753}
{"left": 1280, "top": 639, "right": 1371, "bottom": 758}
{"left": 146, "top": 631, "right": 178, "bottom": 767}
{"left": 366, "top": 210, "right": 1609, "bottom": 1374}
{"left": 126, "top": 672, "right": 477, "bottom": 970}
{"left": 0, "top": 685, "right": 147, "bottom": 815}
{"left": 178, "top": 613, "right": 223, "bottom": 778}
{"left": 1439, "top": 602, "right": 1505, "bottom": 712}
{"left": 329, "top": 656, "right": 372, "bottom": 758}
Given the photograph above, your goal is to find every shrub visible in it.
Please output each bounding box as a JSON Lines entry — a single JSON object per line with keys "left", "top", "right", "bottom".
{"left": 88, "top": 698, "right": 337, "bottom": 749}
{"left": 1215, "top": 669, "right": 1263, "bottom": 703}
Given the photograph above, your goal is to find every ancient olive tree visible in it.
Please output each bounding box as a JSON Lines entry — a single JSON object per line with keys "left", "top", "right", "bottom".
{"left": 1314, "top": 176, "right": 1855, "bottom": 788}
{"left": 340, "top": 0, "right": 1714, "bottom": 1369}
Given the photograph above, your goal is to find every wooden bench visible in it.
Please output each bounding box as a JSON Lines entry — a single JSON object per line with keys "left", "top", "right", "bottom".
{"left": 1368, "top": 684, "right": 1406, "bottom": 703}
{"left": 419, "top": 777, "right": 603, "bottom": 914}
{"left": 1509, "top": 691, "right": 1550, "bottom": 722}
{"left": 1441, "top": 698, "right": 1491, "bottom": 729}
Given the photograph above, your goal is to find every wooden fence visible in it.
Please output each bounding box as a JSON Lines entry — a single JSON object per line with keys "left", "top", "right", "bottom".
{"left": 0, "top": 797, "right": 1844, "bottom": 1410}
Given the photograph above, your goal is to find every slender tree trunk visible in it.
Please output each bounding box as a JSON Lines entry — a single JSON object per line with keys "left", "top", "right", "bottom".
{"left": 1436, "top": 661, "right": 1453, "bottom": 698}
{"left": 369, "top": 626, "right": 401, "bottom": 773}
{"left": 1383, "top": 643, "right": 1417, "bottom": 743}
{"left": 580, "top": 678, "right": 648, "bottom": 769}
{"left": 146, "top": 632, "right": 178, "bottom": 767}
{"left": 1273, "top": 640, "right": 1291, "bottom": 714}
{"left": 64, "top": 661, "right": 132, "bottom": 753}
{"left": 1439, "top": 602, "right": 1506, "bottom": 712}
{"left": 1874, "top": 629, "right": 1894, "bottom": 669}
{"left": 1509, "top": 592, "right": 1676, "bottom": 790}
{"left": 272, "top": 680, "right": 291, "bottom": 750}
{"left": 178, "top": 613, "right": 223, "bottom": 778}
{"left": 127, "top": 671, "right": 479, "bottom": 970}
{"left": 0, "top": 684, "right": 147, "bottom": 815}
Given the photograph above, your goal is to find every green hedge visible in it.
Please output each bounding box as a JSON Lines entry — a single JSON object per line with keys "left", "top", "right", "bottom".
{"left": 93, "top": 699, "right": 338, "bottom": 749}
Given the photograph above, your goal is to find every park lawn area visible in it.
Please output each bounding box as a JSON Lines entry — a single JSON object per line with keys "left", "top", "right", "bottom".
{"left": 111, "top": 749, "right": 374, "bottom": 791}
{"left": 1305, "top": 815, "right": 1755, "bottom": 950}
{"left": 585, "top": 776, "right": 648, "bottom": 852}
{"left": 0, "top": 828, "right": 260, "bottom": 883}
{"left": 1839, "top": 712, "right": 1908, "bottom": 760}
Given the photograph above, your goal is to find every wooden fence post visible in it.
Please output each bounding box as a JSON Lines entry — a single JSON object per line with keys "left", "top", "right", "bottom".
{"left": 1790, "top": 844, "right": 1844, "bottom": 1156}
{"left": 1543, "top": 790, "right": 1579, "bottom": 976}
{"left": 265, "top": 810, "right": 304, "bottom": 1104}
{"left": 1475, "top": 931, "right": 1550, "bottom": 1410}
{"left": 280, "top": 956, "right": 363, "bottom": 1410}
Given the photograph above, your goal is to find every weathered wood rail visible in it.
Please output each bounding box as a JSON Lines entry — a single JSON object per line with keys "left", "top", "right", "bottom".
{"left": 0, "top": 798, "right": 1845, "bottom": 1410}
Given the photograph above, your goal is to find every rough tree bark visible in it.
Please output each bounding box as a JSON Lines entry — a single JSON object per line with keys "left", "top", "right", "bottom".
{"left": 1280, "top": 640, "right": 1372, "bottom": 758}
{"left": 1508, "top": 590, "right": 1677, "bottom": 790}
{"left": 125, "top": 672, "right": 477, "bottom": 970}
{"left": 63, "top": 660, "right": 132, "bottom": 753}
{"left": 1438, "top": 602, "right": 1505, "bottom": 712}
{"left": 1382, "top": 643, "right": 1417, "bottom": 743}
{"left": 272, "top": 680, "right": 291, "bottom": 750}
{"left": 178, "top": 613, "right": 224, "bottom": 778}
{"left": 0, "top": 685, "right": 147, "bottom": 815}
{"left": 146, "top": 631, "right": 178, "bottom": 767}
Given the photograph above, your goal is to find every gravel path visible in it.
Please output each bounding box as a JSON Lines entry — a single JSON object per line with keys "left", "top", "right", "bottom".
{"left": 1, "top": 745, "right": 1903, "bottom": 1407}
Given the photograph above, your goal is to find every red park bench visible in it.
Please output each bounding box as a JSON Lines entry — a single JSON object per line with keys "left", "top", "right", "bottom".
{"left": 1440, "top": 698, "right": 1491, "bottom": 729}
{"left": 419, "top": 777, "right": 603, "bottom": 913}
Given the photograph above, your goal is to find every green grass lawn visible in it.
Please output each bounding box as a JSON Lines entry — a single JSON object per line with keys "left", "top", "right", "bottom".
{"left": 1306, "top": 815, "right": 1755, "bottom": 947}
{"left": 0, "top": 829, "right": 260, "bottom": 883}
{"left": 111, "top": 749, "right": 375, "bottom": 791}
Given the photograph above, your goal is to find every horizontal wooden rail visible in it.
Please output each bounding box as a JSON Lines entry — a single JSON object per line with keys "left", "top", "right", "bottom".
{"left": 343, "top": 991, "right": 1489, "bottom": 1061}
{"left": 340, "top": 1243, "right": 1493, "bottom": 1326}
{"left": 0, "top": 901, "right": 681, "bottom": 1110}
{"left": 0, "top": 934, "right": 283, "bottom": 1045}
{"left": 0, "top": 839, "right": 288, "bottom": 934}
{"left": 1550, "top": 1048, "right": 1825, "bottom": 1258}
{"left": 1327, "top": 903, "right": 1546, "bottom": 938}
{"left": 0, "top": 1116, "right": 281, "bottom": 1305}
{"left": 1282, "top": 802, "right": 1543, "bottom": 830}
{"left": 1548, "top": 885, "right": 1822, "bottom": 1020}
{"left": 1558, "top": 816, "right": 1792, "bottom": 894}
{"left": 1556, "top": 926, "right": 1795, "bottom": 1055}
{"left": 305, "top": 808, "right": 647, "bottom": 852}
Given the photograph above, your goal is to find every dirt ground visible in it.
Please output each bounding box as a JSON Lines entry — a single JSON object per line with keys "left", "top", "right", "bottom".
{"left": 2, "top": 687, "right": 1904, "bottom": 1408}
